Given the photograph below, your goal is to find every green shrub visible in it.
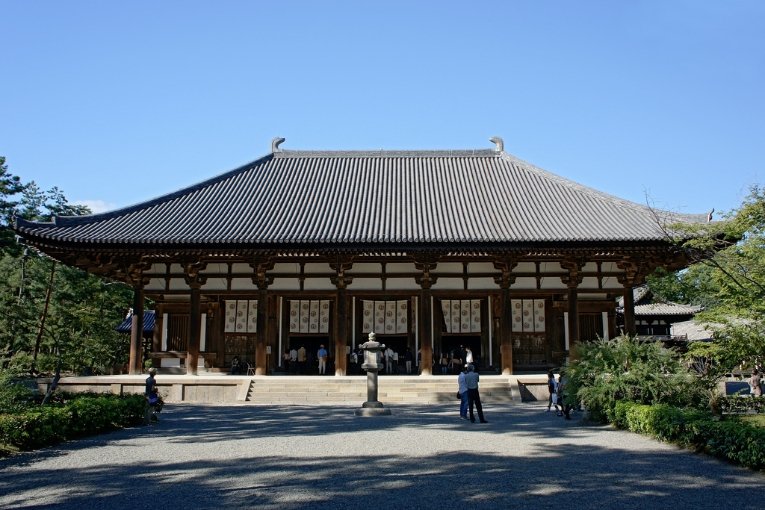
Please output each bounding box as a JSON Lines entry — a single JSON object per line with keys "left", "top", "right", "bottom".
{"left": 564, "top": 335, "right": 707, "bottom": 422}
{"left": 0, "top": 393, "right": 147, "bottom": 452}
{"left": 612, "top": 402, "right": 765, "bottom": 469}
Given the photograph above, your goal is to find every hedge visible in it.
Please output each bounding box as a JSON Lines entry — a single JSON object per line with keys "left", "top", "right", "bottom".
{"left": 0, "top": 394, "right": 147, "bottom": 452}
{"left": 612, "top": 401, "right": 765, "bottom": 469}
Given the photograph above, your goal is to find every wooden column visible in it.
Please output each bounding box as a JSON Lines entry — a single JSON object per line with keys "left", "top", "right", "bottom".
{"left": 622, "top": 287, "right": 636, "bottom": 336}
{"left": 617, "top": 258, "right": 650, "bottom": 337}
{"left": 415, "top": 258, "right": 438, "bottom": 376}
{"left": 129, "top": 285, "right": 144, "bottom": 375}
{"left": 126, "top": 263, "right": 151, "bottom": 375}
{"left": 493, "top": 257, "right": 517, "bottom": 375}
{"left": 330, "top": 257, "right": 353, "bottom": 376}
{"left": 183, "top": 261, "right": 207, "bottom": 376}
{"left": 256, "top": 288, "right": 268, "bottom": 375}
{"left": 561, "top": 258, "right": 585, "bottom": 357}
{"left": 250, "top": 258, "right": 274, "bottom": 375}
{"left": 188, "top": 284, "right": 201, "bottom": 375}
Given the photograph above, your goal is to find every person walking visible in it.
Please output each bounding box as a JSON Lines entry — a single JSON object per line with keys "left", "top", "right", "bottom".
{"left": 465, "top": 364, "right": 487, "bottom": 423}
{"left": 457, "top": 366, "right": 469, "bottom": 420}
{"left": 546, "top": 371, "right": 559, "bottom": 412}
{"left": 289, "top": 347, "right": 298, "bottom": 374}
{"left": 404, "top": 348, "right": 413, "bottom": 374}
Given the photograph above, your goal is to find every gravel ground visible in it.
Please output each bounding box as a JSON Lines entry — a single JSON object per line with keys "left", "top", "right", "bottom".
{"left": 0, "top": 402, "right": 763, "bottom": 509}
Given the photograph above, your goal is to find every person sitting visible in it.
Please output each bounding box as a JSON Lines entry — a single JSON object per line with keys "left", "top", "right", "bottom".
{"left": 230, "top": 356, "right": 241, "bottom": 375}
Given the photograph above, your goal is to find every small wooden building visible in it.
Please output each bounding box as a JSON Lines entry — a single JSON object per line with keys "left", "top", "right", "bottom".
{"left": 15, "top": 137, "right": 704, "bottom": 376}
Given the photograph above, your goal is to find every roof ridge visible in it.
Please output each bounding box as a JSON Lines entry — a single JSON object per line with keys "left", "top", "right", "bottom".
{"left": 275, "top": 148, "right": 500, "bottom": 158}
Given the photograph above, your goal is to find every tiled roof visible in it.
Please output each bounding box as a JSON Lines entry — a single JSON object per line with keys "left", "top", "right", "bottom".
{"left": 15, "top": 141, "right": 707, "bottom": 251}
{"left": 670, "top": 319, "right": 714, "bottom": 341}
{"left": 116, "top": 311, "right": 155, "bottom": 333}
{"left": 632, "top": 303, "right": 704, "bottom": 316}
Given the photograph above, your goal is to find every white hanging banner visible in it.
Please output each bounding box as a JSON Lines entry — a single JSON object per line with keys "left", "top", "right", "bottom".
{"left": 224, "top": 300, "right": 237, "bottom": 333}
{"left": 319, "top": 300, "right": 330, "bottom": 334}
{"left": 374, "top": 301, "right": 386, "bottom": 334}
{"left": 470, "top": 299, "right": 481, "bottom": 333}
{"left": 299, "top": 300, "right": 310, "bottom": 333}
{"left": 533, "top": 299, "right": 546, "bottom": 332}
{"left": 289, "top": 300, "right": 299, "bottom": 332}
{"left": 396, "top": 300, "right": 408, "bottom": 334}
{"left": 511, "top": 299, "right": 523, "bottom": 332}
{"left": 522, "top": 299, "right": 534, "bottom": 332}
{"left": 362, "top": 300, "right": 374, "bottom": 333}
{"left": 309, "top": 300, "right": 320, "bottom": 333}
{"left": 247, "top": 300, "right": 258, "bottom": 333}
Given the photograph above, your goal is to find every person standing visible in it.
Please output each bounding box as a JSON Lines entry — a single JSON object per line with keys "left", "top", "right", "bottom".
{"left": 144, "top": 367, "right": 159, "bottom": 424}
{"left": 289, "top": 347, "right": 298, "bottom": 374}
{"left": 317, "top": 344, "right": 328, "bottom": 375}
{"left": 465, "top": 364, "right": 487, "bottom": 423}
{"left": 404, "top": 348, "right": 413, "bottom": 374}
{"left": 282, "top": 349, "right": 291, "bottom": 373}
{"left": 457, "top": 366, "right": 469, "bottom": 420}
{"left": 297, "top": 345, "right": 307, "bottom": 374}
{"left": 465, "top": 347, "right": 474, "bottom": 366}
{"left": 749, "top": 369, "right": 762, "bottom": 396}
{"left": 384, "top": 346, "right": 394, "bottom": 374}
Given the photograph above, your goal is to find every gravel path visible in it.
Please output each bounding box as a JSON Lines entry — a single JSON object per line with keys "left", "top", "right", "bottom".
{"left": 0, "top": 402, "right": 763, "bottom": 509}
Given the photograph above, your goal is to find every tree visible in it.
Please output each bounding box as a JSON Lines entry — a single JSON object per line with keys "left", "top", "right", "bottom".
{"left": 0, "top": 156, "right": 134, "bottom": 375}
{"left": 648, "top": 186, "right": 765, "bottom": 376}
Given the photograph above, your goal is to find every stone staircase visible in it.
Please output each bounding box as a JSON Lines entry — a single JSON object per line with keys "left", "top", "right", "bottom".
{"left": 245, "top": 375, "right": 516, "bottom": 405}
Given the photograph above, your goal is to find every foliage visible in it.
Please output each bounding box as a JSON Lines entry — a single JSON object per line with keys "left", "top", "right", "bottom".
{"left": 612, "top": 401, "right": 765, "bottom": 470}
{"left": 0, "top": 371, "right": 38, "bottom": 414}
{"left": 564, "top": 335, "right": 705, "bottom": 422}
{"left": 718, "top": 396, "right": 765, "bottom": 415}
{"left": 0, "top": 393, "right": 146, "bottom": 452}
{"left": 648, "top": 186, "right": 765, "bottom": 375}
{"left": 0, "top": 156, "right": 135, "bottom": 375}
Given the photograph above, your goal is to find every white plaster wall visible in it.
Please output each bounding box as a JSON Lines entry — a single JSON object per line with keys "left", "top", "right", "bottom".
{"left": 583, "top": 262, "right": 598, "bottom": 271}
{"left": 304, "top": 263, "right": 329, "bottom": 273}
{"left": 468, "top": 262, "right": 496, "bottom": 273}
{"left": 169, "top": 263, "right": 184, "bottom": 274}
{"left": 434, "top": 262, "right": 463, "bottom": 273}
{"left": 169, "top": 278, "right": 189, "bottom": 291}
{"left": 515, "top": 262, "right": 536, "bottom": 272}
{"left": 601, "top": 262, "right": 619, "bottom": 272}
{"left": 385, "top": 278, "right": 420, "bottom": 290}
{"left": 303, "top": 278, "right": 334, "bottom": 290}
{"left": 539, "top": 277, "right": 566, "bottom": 290}
{"left": 230, "top": 279, "right": 257, "bottom": 291}
{"left": 202, "top": 278, "right": 228, "bottom": 291}
{"left": 468, "top": 277, "right": 498, "bottom": 290}
{"left": 431, "top": 278, "right": 463, "bottom": 290}
{"left": 231, "top": 263, "right": 251, "bottom": 274}
{"left": 579, "top": 277, "right": 601, "bottom": 290}
{"left": 352, "top": 263, "right": 381, "bottom": 274}
{"left": 512, "top": 277, "right": 537, "bottom": 290}
{"left": 346, "top": 278, "right": 383, "bottom": 290}
{"left": 386, "top": 262, "right": 416, "bottom": 272}
{"left": 144, "top": 278, "right": 166, "bottom": 292}
{"left": 269, "top": 278, "right": 300, "bottom": 291}
{"left": 273, "top": 262, "right": 300, "bottom": 274}
{"left": 201, "top": 262, "right": 228, "bottom": 274}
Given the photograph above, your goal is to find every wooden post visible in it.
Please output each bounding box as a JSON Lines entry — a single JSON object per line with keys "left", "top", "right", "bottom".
{"left": 330, "top": 257, "right": 353, "bottom": 376}
{"left": 255, "top": 289, "right": 268, "bottom": 375}
{"left": 623, "top": 287, "right": 636, "bottom": 336}
{"left": 129, "top": 285, "right": 144, "bottom": 375}
{"left": 561, "top": 258, "right": 584, "bottom": 359}
{"left": 183, "top": 261, "right": 207, "bottom": 376}
{"left": 415, "top": 257, "right": 438, "bottom": 376}
{"left": 501, "top": 287, "right": 513, "bottom": 375}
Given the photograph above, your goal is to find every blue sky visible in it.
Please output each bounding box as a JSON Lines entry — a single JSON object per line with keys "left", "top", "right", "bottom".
{"left": 1, "top": 1, "right": 763, "bottom": 217}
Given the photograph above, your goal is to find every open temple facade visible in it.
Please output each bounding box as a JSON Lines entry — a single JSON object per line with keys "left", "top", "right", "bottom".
{"left": 15, "top": 137, "right": 704, "bottom": 377}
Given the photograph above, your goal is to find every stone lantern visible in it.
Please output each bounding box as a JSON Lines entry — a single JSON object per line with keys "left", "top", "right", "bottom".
{"left": 355, "top": 332, "right": 392, "bottom": 416}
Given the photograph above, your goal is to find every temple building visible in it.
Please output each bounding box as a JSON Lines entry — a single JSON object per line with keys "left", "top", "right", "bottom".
{"left": 14, "top": 137, "right": 704, "bottom": 376}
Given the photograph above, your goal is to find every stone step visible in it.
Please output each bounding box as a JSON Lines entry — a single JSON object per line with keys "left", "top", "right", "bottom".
{"left": 245, "top": 376, "right": 515, "bottom": 404}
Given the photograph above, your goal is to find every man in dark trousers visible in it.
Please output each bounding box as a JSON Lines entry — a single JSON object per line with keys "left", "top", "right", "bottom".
{"left": 464, "top": 364, "right": 487, "bottom": 423}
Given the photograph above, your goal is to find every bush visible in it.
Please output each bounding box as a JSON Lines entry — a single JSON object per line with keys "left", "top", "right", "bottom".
{"left": 564, "top": 335, "right": 707, "bottom": 422}
{"left": 611, "top": 402, "right": 765, "bottom": 469}
{"left": 0, "top": 393, "right": 146, "bottom": 452}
